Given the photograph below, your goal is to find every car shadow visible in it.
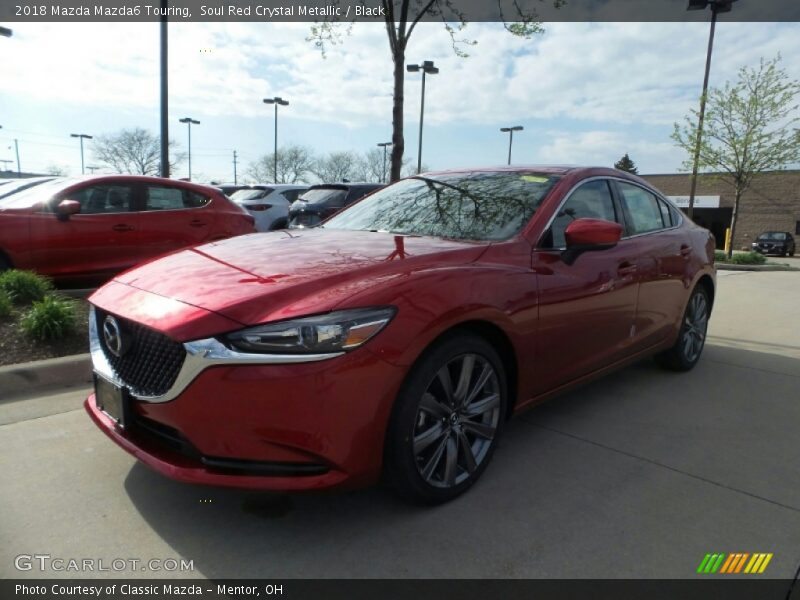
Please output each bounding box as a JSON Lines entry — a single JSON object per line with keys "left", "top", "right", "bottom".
{"left": 122, "top": 344, "right": 800, "bottom": 578}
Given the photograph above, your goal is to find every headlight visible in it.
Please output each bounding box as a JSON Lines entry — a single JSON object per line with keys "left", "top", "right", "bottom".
{"left": 223, "top": 307, "right": 396, "bottom": 354}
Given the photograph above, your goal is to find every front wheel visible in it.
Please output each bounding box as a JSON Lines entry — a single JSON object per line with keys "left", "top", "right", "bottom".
{"left": 656, "top": 286, "right": 710, "bottom": 372}
{"left": 385, "top": 333, "right": 507, "bottom": 504}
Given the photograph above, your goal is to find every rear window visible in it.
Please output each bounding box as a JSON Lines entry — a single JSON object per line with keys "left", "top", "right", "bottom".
{"left": 231, "top": 188, "right": 274, "bottom": 202}
{"left": 299, "top": 188, "right": 348, "bottom": 207}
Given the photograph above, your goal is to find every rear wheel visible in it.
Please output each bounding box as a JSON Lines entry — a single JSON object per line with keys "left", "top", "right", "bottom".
{"left": 385, "top": 333, "right": 507, "bottom": 504}
{"left": 656, "top": 286, "right": 710, "bottom": 372}
{"left": 0, "top": 254, "right": 10, "bottom": 272}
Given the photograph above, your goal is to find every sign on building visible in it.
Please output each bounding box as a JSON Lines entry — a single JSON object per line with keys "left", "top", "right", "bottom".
{"left": 668, "top": 196, "right": 721, "bottom": 209}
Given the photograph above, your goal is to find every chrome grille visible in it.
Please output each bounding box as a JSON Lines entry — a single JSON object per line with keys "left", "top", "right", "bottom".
{"left": 95, "top": 309, "right": 186, "bottom": 397}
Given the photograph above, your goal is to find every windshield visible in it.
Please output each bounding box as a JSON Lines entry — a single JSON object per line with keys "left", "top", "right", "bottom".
{"left": 0, "top": 178, "right": 83, "bottom": 208}
{"left": 758, "top": 232, "right": 787, "bottom": 240}
{"left": 231, "top": 188, "right": 274, "bottom": 202}
{"left": 324, "top": 171, "right": 559, "bottom": 241}
{"left": 298, "top": 188, "right": 347, "bottom": 206}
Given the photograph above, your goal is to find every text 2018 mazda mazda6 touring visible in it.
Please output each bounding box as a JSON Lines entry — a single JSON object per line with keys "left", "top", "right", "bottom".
{"left": 86, "top": 166, "right": 715, "bottom": 503}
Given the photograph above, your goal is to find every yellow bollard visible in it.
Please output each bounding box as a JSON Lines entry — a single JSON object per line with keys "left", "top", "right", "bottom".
{"left": 724, "top": 228, "right": 732, "bottom": 254}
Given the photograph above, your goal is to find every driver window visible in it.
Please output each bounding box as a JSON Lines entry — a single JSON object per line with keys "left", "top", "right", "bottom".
{"left": 546, "top": 180, "right": 617, "bottom": 248}
{"left": 66, "top": 185, "right": 134, "bottom": 214}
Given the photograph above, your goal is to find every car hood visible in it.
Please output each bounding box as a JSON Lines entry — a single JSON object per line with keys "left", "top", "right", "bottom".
{"left": 101, "top": 228, "right": 487, "bottom": 328}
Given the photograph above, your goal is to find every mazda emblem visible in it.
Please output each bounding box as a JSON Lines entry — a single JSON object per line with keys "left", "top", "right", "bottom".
{"left": 102, "top": 315, "right": 126, "bottom": 358}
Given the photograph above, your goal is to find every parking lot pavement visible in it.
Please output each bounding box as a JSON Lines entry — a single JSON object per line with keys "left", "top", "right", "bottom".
{"left": 1, "top": 272, "right": 799, "bottom": 580}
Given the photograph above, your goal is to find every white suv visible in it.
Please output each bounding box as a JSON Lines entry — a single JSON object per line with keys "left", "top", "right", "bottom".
{"left": 229, "top": 184, "right": 309, "bottom": 231}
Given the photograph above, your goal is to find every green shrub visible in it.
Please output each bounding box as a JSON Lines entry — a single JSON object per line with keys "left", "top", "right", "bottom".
{"left": 714, "top": 250, "right": 727, "bottom": 262}
{"left": 0, "top": 269, "right": 53, "bottom": 304}
{"left": 20, "top": 295, "right": 77, "bottom": 340}
{"left": 730, "top": 251, "right": 767, "bottom": 265}
{"left": 0, "top": 290, "right": 12, "bottom": 318}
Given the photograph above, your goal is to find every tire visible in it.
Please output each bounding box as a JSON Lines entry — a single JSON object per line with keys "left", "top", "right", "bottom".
{"left": 385, "top": 333, "right": 507, "bottom": 504}
{"left": 789, "top": 247, "right": 795, "bottom": 257}
{"left": 655, "top": 286, "right": 710, "bottom": 372}
{"left": 0, "top": 254, "right": 10, "bottom": 272}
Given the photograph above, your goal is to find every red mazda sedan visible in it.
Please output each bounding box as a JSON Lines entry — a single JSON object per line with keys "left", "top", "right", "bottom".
{"left": 0, "top": 175, "right": 255, "bottom": 284}
{"left": 85, "top": 166, "right": 715, "bottom": 503}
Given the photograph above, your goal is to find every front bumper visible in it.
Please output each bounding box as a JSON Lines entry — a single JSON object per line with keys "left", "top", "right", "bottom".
{"left": 87, "top": 305, "right": 408, "bottom": 490}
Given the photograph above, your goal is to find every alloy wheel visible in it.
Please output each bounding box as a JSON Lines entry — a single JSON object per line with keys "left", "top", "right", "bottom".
{"left": 682, "top": 292, "right": 709, "bottom": 363}
{"left": 412, "top": 353, "right": 501, "bottom": 489}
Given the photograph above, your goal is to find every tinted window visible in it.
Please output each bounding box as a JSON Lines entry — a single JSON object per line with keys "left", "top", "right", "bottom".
{"left": 758, "top": 232, "right": 787, "bottom": 241}
{"left": 617, "top": 182, "right": 664, "bottom": 235}
{"left": 280, "top": 189, "right": 304, "bottom": 203}
{"left": 69, "top": 185, "right": 133, "bottom": 214}
{"left": 231, "top": 188, "right": 273, "bottom": 202}
{"left": 145, "top": 186, "right": 209, "bottom": 210}
{"left": 547, "top": 180, "right": 617, "bottom": 248}
{"left": 325, "top": 172, "right": 559, "bottom": 241}
{"left": 300, "top": 188, "right": 348, "bottom": 207}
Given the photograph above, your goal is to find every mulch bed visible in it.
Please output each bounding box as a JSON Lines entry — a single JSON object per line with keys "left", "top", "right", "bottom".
{"left": 0, "top": 299, "right": 91, "bottom": 366}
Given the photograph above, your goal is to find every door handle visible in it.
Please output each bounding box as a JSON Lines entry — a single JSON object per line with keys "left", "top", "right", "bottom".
{"left": 618, "top": 261, "right": 638, "bottom": 276}
{"left": 189, "top": 220, "right": 207, "bottom": 227}
{"left": 680, "top": 244, "right": 692, "bottom": 256}
{"left": 112, "top": 224, "right": 134, "bottom": 232}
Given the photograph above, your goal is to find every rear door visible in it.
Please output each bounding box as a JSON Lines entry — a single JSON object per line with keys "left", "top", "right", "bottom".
{"left": 28, "top": 182, "right": 139, "bottom": 279}
{"left": 136, "top": 183, "right": 214, "bottom": 259}
{"left": 613, "top": 180, "right": 688, "bottom": 347}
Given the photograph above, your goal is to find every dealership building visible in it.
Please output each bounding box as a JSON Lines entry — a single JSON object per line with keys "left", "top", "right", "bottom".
{"left": 642, "top": 170, "right": 800, "bottom": 250}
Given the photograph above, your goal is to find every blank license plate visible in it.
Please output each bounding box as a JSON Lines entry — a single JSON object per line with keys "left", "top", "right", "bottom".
{"left": 95, "top": 375, "right": 128, "bottom": 428}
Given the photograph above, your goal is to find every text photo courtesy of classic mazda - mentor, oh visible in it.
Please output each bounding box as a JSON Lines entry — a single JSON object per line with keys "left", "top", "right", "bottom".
{"left": 84, "top": 166, "right": 715, "bottom": 504}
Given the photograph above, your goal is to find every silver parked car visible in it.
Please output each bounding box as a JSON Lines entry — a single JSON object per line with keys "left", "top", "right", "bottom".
{"left": 229, "top": 184, "right": 309, "bottom": 231}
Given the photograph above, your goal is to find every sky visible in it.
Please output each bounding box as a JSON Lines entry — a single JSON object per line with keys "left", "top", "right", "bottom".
{"left": 0, "top": 20, "right": 799, "bottom": 182}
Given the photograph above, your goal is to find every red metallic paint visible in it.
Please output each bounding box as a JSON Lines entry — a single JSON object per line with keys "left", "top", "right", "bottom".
{"left": 86, "top": 166, "right": 716, "bottom": 491}
{"left": 0, "top": 175, "right": 255, "bottom": 284}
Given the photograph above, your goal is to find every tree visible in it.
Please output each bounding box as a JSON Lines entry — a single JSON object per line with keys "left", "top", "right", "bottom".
{"left": 44, "top": 163, "right": 69, "bottom": 176}
{"left": 672, "top": 55, "right": 800, "bottom": 257}
{"left": 313, "top": 151, "right": 360, "bottom": 182}
{"left": 309, "top": 1, "right": 556, "bottom": 182}
{"left": 92, "top": 128, "right": 183, "bottom": 175}
{"left": 614, "top": 153, "right": 638, "bottom": 174}
{"left": 354, "top": 147, "right": 413, "bottom": 182}
{"left": 246, "top": 144, "right": 316, "bottom": 183}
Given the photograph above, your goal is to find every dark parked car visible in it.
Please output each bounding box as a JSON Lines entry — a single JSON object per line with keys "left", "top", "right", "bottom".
{"left": 751, "top": 231, "right": 795, "bottom": 256}
{"left": 287, "top": 183, "right": 384, "bottom": 228}
{"left": 86, "top": 166, "right": 715, "bottom": 503}
{"left": 0, "top": 175, "right": 256, "bottom": 283}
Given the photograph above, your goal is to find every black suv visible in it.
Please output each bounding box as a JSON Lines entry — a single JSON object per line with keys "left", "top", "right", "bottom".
{"left": 288, "top": 183, "right": 383, "bottom": 229}
{"left": 751, "top": 232, "right": 796, "bottom": 256}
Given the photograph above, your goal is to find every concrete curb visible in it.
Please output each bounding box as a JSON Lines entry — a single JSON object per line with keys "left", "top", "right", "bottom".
{"left": 716, "top": 263, "right": 798, "bottom": 272}
{"left": 0, "top": 353, "right": 92, "bottom": 401}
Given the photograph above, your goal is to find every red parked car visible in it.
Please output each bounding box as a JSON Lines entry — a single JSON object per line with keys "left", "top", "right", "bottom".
{"left": 85, "top": 166, "right": 716, "bottom": 503}
{"left": 0, "top": 175, "right": 255, "bottom": 284}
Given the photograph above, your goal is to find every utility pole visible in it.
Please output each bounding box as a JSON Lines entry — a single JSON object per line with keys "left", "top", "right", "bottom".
{"left": 232, "top": 150, "right": 238, "bottom": 184}
{"left": 159, "top": 2, "right": 169, "bottom": 178}
{"left": 14, "top": 139, "right": 21, "bottom": 177}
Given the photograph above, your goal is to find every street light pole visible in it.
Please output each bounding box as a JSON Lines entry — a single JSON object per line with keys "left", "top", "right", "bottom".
{"left": 407, "top": 61, "right": 439, "bottom": 174}
{"left": 159, "top": 3, "right": 169, "bottom": 178}
{"left": 263, "top": 97, "right": 289, "bottom": 183}
{"left": 377, "top": 142, "right": 392, "bottom": 183}
{"left": 178, "top": 117, "right": 200, "bottom": 180}
{"left": 500, "top": 126, "right": 524, "bottom": 165}
{"left": 685, "top": 0, "right": 737, "bottom": 219}
{"left": 70, "top": 133, "right": 93, "bottom": 174}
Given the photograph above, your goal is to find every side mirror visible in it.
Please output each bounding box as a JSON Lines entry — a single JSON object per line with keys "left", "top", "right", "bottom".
{"left": 55, "top": 199, "right": 81, "bottom": 221}
{"left": 562, "top": 218, "right": 622, "bottom": 265}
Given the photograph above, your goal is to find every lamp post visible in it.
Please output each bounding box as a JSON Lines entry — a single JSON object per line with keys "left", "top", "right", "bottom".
{"left": 685, "top": 0, "right": 738, "bottom": 219}
{"left": 500, "top": 126, "right": 524, "bottom": 165}
{"left": 178, "top": 117, "right": 200, "bottom": 180}
{"left": 407, "top": 60, "right": 439, "bottom": 174}
{"left": 377, "top": 142, "right": 392, "bottom": 183}
{"left": 70, "top": 133, "right": 93, "bottom": 175}
{"left": 263, "top": 97, "right": 289, "bottom": 183}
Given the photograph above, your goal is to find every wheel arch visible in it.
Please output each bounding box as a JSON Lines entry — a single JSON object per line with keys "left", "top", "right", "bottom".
{"left": 694, "top": 273, "right": 715, "bottom": 312}
{"left": 408, "top": 319, "right": 520, "bottom": 421}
